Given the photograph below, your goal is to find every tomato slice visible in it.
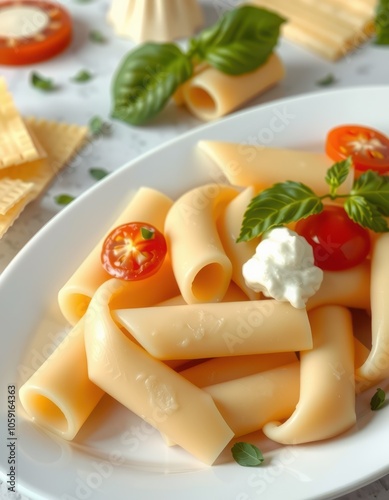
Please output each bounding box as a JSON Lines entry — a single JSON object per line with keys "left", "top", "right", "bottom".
{"left": 295, "top": 205, "right": 370, "bottom": 271}
{"left": 325, "top": 124, "right": 389, "bottom": 174}
{"left": 0, "top": 0, "right": 72, "bottom": 66}
{"left": 101, "top": 222, "right": 167, "bottom": 281}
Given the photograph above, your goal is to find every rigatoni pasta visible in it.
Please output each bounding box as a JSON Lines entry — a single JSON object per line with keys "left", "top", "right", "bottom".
{"left": 263, "top": 305, "right": 356, "bottom": 444}
{"left": 18, "top": 135, "right": 388, "bottom": 466}
{"left": 58, "top": 187, "right": 176, "bottom": 324}
{"left": 180, "top": 53, "right": 285, "bottom": 121}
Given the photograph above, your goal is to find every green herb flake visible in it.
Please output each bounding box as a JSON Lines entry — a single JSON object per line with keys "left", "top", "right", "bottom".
{"left": 89, "top": 30, "right": 107, "bottom": 44}
{"left": 54, "top": 194, "right": 75, "bottom": 206}
{"left": 231, "top": 442, "right": 264, "bottom": 467}
{"left": 370, "top": 388, "right": 386, "bottom": 410}
{"left": 31, "top": 72, "right": 56, "bottom": 91}
{"left": 71, "top": 69, "right": 93, "bottom": 83}
{"left": 89, "top": 168, "right": 109, "bottom": 180}
{"left": 316, "top": 74, "right": 336, "bottom": 86}
{"left": 375, "top": 0, "right": 389, "bottom": 45}
{"left": 88, "top": 116, "right": 111, "bottom": 136}
{"left": 141, "top": 227, "right": 155, "bottom": 240}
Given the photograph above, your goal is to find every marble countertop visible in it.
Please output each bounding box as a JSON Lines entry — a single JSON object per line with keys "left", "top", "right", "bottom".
{"left": 1, "top": 0, "right": 389, "bottom": 499}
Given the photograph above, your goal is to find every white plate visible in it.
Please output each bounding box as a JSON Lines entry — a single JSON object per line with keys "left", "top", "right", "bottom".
{"left": 1, "top": 86, "right": 389, "bottom": 500}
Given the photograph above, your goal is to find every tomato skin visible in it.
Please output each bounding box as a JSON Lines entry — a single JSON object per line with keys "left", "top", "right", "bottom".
{"left": 101, "top": 222, "right": 167, "bottom": 280}
{"left": 295, "top": 205, "right": 370, "bottom": 271}
{"left": 326, "top": 124, "right": 389, "bottom": 174}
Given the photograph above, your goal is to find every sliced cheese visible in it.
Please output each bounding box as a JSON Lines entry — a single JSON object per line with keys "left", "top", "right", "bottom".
{"left": 263, "top": 305, "right": 356, "bottom": 444}
{"left": 113, "top": 299, "right": 312, "bottom": 359}
{"left": 198, "top": 141, "right": 354, "bottom": 195}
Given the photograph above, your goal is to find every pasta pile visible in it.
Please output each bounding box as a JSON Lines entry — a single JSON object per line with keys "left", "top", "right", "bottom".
{"left": 18, "top": 142, "right": 389, "bottom": 466}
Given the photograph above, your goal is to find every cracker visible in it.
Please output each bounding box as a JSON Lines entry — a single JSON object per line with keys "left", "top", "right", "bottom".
{"left": 0, "top": 178, "right": 34, "bottom": 215}
{"left": 0, "top": 119, "right": 88, "bottom": 238}
{"left": 0, "top": 78, "right": 46, "bottom": 168}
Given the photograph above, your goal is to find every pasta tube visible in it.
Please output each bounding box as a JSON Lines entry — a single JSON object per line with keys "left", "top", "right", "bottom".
{"left": 306, "top": 260, "right": 370, "bottom": 311}
{"left": 58, "top": 187, "right": 174, "bottom": 325}
{"left": 18, "top": 266, "right": 180, "bottom": 440}
{"left": 198, "top": 141, "right": 354, "bottom": 195}
{"left": 164, "top": 184, "right": 238, "bottom": 304}
{"left": 19, "top": 319, "right": 104, "bottom": 440}
{"left": 204, "top": 362, "right": 300, "bottom": 437}
{"left": 180, "top": 351, "right": 297, "bottom": 387}
{"left": 357, "top": 233, "right": 389, "bottom": 382}
{"left": 181, "top": 53, "right": 285, "bottom": 121}
{"left": 113, "top": 299, "right": 312, "bottom": 359}
{"left": 263, "top": 305, "right": 356, "bottom": 444}
{"left": 217, "top": 187, "right": 261, "bottom": 300}
{"left": 84, "top": 278, "right": 234, "bottom": 465}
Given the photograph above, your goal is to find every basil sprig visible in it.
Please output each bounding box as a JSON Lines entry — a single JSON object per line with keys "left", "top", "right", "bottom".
{"left": 189, "top": 6, "right": 285, "bottom": 75}
{"left": 111, "top": 6, "right": 285, "bottom": 125}
{"left": 238, "top": 157, "right": 389, "bottom": 242}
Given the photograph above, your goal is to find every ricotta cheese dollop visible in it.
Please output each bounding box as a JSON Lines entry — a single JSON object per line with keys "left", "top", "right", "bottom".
{"left": 242, "top": 227, "right": 323, "bottom": 309}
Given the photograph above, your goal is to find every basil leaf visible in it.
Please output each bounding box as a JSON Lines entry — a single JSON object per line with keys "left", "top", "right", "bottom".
{"left": 191, "top": 6, "right": 285, "bottom": 75}
{"left": 238, "top": 181, "right": 323, "bottom": 242}
{"left": 112, "top": 43, "right": 193, "bottom": 125}
{"left": 72, "top": 69, "right": 93, "bottom": 83}
{"left": 316, "top": 73, "right": 336, "bottom": 86}
{"left": 350, "top": 170, "right": 389, "bottom": 216}
{"left": 89, "top": 168, "right": 109, "bottom": 180}
{"left": 89, "top": 116, "right": 110, "bottom": 136}
{"left": 231, "top": 442, "right": 264, "bottom": 467}
{"left": 89, "top": 30, "right": 107, "bottom": 43}
{"left": 344, "top": 195, "right": 389, "bottom": 232}
{"left": 31, "top": 72, "right": 56, "bottom": 91}
{"left": 55, "top": 194, "right": 75, "bottom": 205}
{"left": 370, "top": 388, "right": 386, "bottom": 410}
{"left": 375, "top": 0, "right": 389, "bottom": 45}
{"left": 325, "top": 157, "right": 352, "bottom": 197}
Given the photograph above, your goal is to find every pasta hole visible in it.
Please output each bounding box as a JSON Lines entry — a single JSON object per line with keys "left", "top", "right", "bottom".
{"left": 25, "top": 393, "right": 68, "bottom": 434}
{"left": 192, "top": 263, "right": 226, "bottom": 301}
{"left": 186, "top": 86, "right": 216, "bottom": 114}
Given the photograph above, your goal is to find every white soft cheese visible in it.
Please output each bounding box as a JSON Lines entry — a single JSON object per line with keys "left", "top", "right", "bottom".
{"left": 242, "top": 227, "right": 323, "bottom": 309}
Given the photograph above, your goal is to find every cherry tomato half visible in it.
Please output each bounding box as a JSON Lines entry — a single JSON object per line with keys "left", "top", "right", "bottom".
{"left": 295, "top": 205, "right": 370, "bottom": 271}
{"left": 326, "top": 124, "right": 389, "bottom": 174}
{"left": 101, "top": 222, "right": 167, "bottom": 280}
